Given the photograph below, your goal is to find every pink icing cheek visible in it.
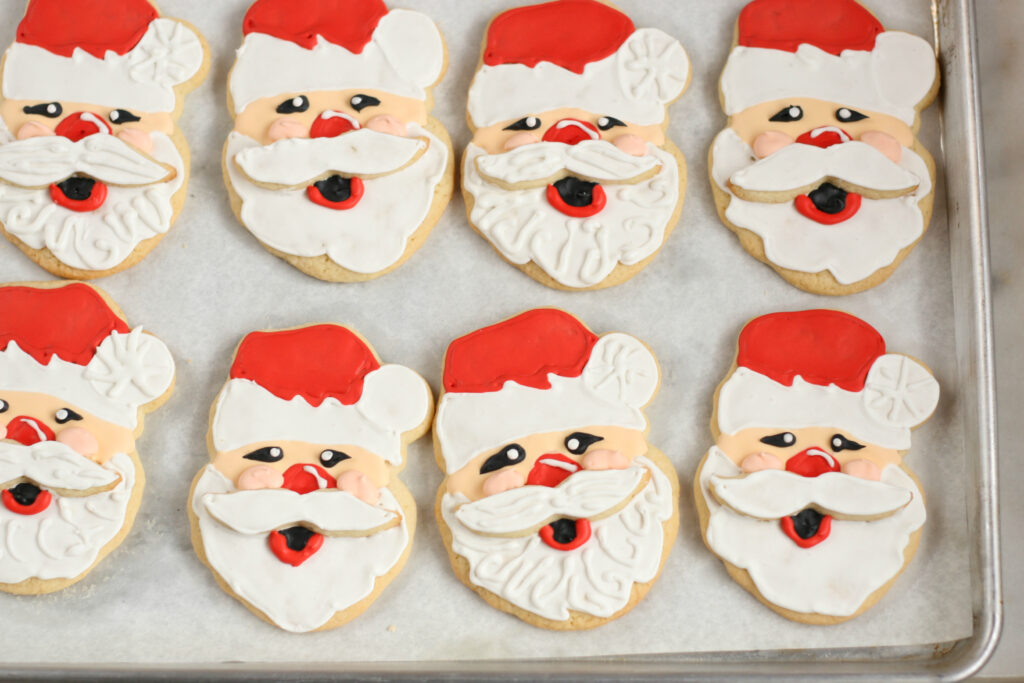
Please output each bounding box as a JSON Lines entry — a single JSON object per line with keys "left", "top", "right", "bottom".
{"left": 117, "top": 128, "right": 154, "bottom": 155}
{"left": 503, "top": 131, "right": 540, "bottom": 151}
{"left": 842, "top": 459, "right": 882, "bottom": 481}
{"left": 481, "top": 468, "right": 526, "bottom": 497}
{"left": 752, "top": 130, "right": 794, "bottom": 159}
{"left": 582, "top": 449, "right": 629, "bottom": 470}
{"left": 16, "top": 121, "right": 54, "bottom": 140}
{"left": 56, "top": 427, "right": 98, "bottom": 458}
{"left": 859, "top": 130, "right": 902, "bottom": 163}
{"left": 337, "top": 469, "right": 381, "bottom": 506}
{"left": 612, "top": 133, "right": 648, "bottom": 157}
{"left": 739, "top": 451, "right": 784, "bottom": 473}
{"left": 236, "top": 465, "right": 284, "bottom": 491}
{"left": 267, "top": 117, "right": 308, "bottom": 142}
{"left": 365, "top": 114, "right": 408, "bottom": 137}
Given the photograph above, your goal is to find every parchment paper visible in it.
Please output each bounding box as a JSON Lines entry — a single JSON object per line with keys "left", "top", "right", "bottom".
{"left": 0, "top": 0, "right": 972, "bottom": 666}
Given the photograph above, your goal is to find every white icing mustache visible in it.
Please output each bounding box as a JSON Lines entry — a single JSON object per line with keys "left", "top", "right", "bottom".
{"left": 0, "top": 134, "right": 176, "bottom": 188}
{"left": 710, "top": 468, "right": 913, "bottom": 521}
{"left": 453, "top": 462, "right": 650, "bottom": 537}
{"left": 0, "top": 440, "right": 120, "bottom": 495}
{"left": 474, "top": 140, "right": 661, "bottom": 189}
{"left": 201, "top": 487, "right": 401, "bottom": 537}
{"left": 233, "top": 128, "right": 429, "bottom": 188}
{"left": 728, "top": 140, "right": 920, "bottom": 198}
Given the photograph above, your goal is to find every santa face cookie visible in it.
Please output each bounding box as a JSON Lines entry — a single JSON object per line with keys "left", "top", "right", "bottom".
{"left": 0, "top": 0, "right": 207, "bottom": 279}
{"left": 434, "top": 309, "right": 679, "bottom": 629}
{"left": 0, "top": 282, "right": 175, "bottom": 594}
{"left": 694, "top": 310, "right": 939, "bottom": 624}
{"left": 189, "top": 325, "right": 432, "bottom": 632}
{"left": 223, "top": 0, "right": 454, "bottom": 282}
{"left": 709, "top": 0, "right": 939, "bottom": 295}
{"left": 462, "top": 0, "right": 691, "bottom": 290}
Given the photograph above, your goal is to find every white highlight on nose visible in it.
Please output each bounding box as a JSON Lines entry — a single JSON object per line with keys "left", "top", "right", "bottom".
{"left": 538, "top": 457, "right": 580, "bottom": 473}
{"left": 554, "top": 120, "right": 599, "bottom": 140}
{"left": 810, "top": 126, "right": 851, "bottom": 143}
{"left": 321, "top": 110, "right": 361, "bottom": 130}
{"left": 805, "top": 447, "right": 836, "bottom": 467}
{"left": 303, "top": 465, "right": 329, "bottom": 489}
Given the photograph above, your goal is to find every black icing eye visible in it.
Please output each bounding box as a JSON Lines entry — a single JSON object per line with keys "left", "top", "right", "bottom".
{"left": 54, "top": 408, "right": 83, "bottom": 424}
{"left": 109, "top": 109, "right": 141, "bottom": 124}
{"left": 503, "top": 116, "right": 542, "bottom": 131}
{"left": 276, "top": 95, "right": 310, "bottom": 114}
{"left": 596, "top": 116, "right": 626, "bottom": 131}
{"left": 0, "top": 399, "right": 8, "bottom": 414}
{"left": 349, "top": 94, "right": 381, "bottom": 112}
{"left": 22, "top": 102, "right": 62, "bottom": 118}
{"left": 830, "top": 434, "right": 865, "bottom": 452}
{"left": 835, "top": 107, "right": 868, "bottom": 123}
{"left": 319, "top": 450, "right": 351, "bottom": 468}
{"left": 243, "top": 446, "right": 284, "bottom": 463}
{"left": 769, "top": 105, "right": 803, "bottom": 123}
{"left": 564, "top": 432, "right": 603, "bottom": 455}
{"left": 759, "top": 432, "right": 797, "bottom": 448}
{"left": 480, "top": 444, "right": 526, "bottom": 474}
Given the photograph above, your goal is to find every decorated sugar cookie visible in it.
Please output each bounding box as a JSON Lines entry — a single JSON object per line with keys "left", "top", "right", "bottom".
{"left": 0, "top": 0, "right": 208, "bottom": 279}
{"left": 461, "top": 0, "right": 691, "bottom": 290}
{"left": 709, "top": 0, "right": 939, "bottom": 295}
{"left": 434, "top": 309, "right": 679, "bottom": 629}
{"left": 223, "top": 0, "right": 454, "bottom": 282}
{"left": 694, "top": 310, "right": 939, "bottom": 624}
{"left": 189, "top": 325, "right": 432, "bottom": 632}
{"left": 0, "top": 282, "right": 175, "bottom": 593}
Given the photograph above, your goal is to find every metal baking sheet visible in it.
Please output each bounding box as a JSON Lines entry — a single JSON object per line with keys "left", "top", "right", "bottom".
{"left": 0, "top": 0, "right": 999, "bottom": 678}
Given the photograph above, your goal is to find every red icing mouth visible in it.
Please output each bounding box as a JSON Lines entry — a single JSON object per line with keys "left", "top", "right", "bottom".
{"left": 542, "top": 118, "right": 599, "bottom": 146}
{"left": 5, "top": 416, "right": 55, "bottom": 446}
{"left": 268, "top": 463, "right": 336, "bottom": 566}
{"left": 794, "top": 190, "right": 862, "bottom": 225}
{"left": 526, "top": 453, "right": 580, "bottom": 487}
{"left": 2, "top": 485, "right": 52, "bottom": 516}
{"left": 49, "top": 178, "right": 109, "bottom": 212}
{"left": 795, "top": 127, "right": 851, "bottom": 149}
{"left": 540, "top": 518, "right": 592, "bottom": 551}
{"left": 307, "top": 176, "right": 364, "bottom": 210}
{"left": 780, "top": 447, "right": 840, "bottom": 548}
{"left": 780, "top": 511, "right": 832, "bottom": 548}
{"left": 546, "top": 180, "right": 606, "bottom": 217}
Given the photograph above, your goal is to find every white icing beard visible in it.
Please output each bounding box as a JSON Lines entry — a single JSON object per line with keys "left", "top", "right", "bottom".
{"left": 225, "top": 123, "right": 449, "bottom": 275}
{"left": 0, "top": 116, "right": 185, "bottom": 272}
{"left": 698, "top": 446, "right": 926, "bottom": 617}
{"left": 0, "top": 452, "right": 135, "bottom": 584}
{"left": 440, "top": 455, "right": 674, "bottom": 622}
{"left": 192, "top": 465, "right": 409, "bottom": 633}
{"left": 711, "top": 127, "right": 932, "bottom": 285}
{"left": 462, "top": 142, "right": 680, "bottom": 288}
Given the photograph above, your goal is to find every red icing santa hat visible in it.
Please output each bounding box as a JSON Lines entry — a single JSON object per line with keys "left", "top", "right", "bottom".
{"left": 0, "top": 283, "right": 175, "bottom": 428}
{"left": 435, "top": 309, "right": 659, "bottom": 475}
{"left": 211, "top": 325, "right": 430, "bottom": 465}
{"left": 229, "top": 0, "right": 445, "bottom": 114}
{"left": 2, "top": 0, "right": 204, "bottom": 113}
{"left": 467, "top": 0, "right": 690, "bottom": 128}
{"left": 720, "top": 0, "right": 937, "bottom": 126}
{"left": 717, "top": 310, "right": 940, "bottom": 449}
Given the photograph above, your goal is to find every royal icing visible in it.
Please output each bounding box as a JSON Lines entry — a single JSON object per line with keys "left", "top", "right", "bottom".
{"left": 202, "top": 488, "right": 399, "bottom": 536}
{"left": 474, "top": 139, "right": 659, "bottom": 186}
{"left": 0, "top": 440, "right": 120, "bottom": 492}
{"left": 0, "top": 134, "right": 173, "bottom": 188}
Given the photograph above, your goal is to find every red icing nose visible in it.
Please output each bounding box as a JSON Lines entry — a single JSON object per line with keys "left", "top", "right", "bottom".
{"left": 785, "top": 448, "right": 840, "bottom": 478}
{"left": 542, "top": 118, "right": 599, "bottom": 145}
{"left": 55, "top": 112, "right": 111, "bottom": 142}
{"left": 310, "top": 111, "right": 359, "bottom": 139}
{"left": 526, "top": 453, "right": 580, "bottom": 488}
{"left": 4, "top": 416, "right": 55, "bottom": 445}
{"left": 281, "top": 463, "right": 337, "bottom": 494}
{"left": 796, "top": 127, "right": 851, "bottom": 149}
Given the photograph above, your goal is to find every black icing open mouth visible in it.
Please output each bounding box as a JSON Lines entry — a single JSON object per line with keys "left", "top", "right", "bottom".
{"left": 539, "top": 517, "right": 592, "bottom": 551}
{"left": 780, "top": 508, "right": 832, "bottom": 548}
{"left": 546, "top": 176, "right": 607, "bottom": 218}
{"left": 306, "top": 174, "right": 365, "bottom": 211}
{"left": 1, "top": 482, "right": 52, "bottom": 516}
{"left": 794, "top": 182, "right": 862, "bottom": 225}
{"left": 49, "top": 176, "right": 108, "bottom": 213}
{"left": 268, "top": 525, "right": 324, "bottom": 566}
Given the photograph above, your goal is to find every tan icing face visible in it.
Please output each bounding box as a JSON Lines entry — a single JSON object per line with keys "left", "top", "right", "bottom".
{"left": 716, "top": 425, "right": 902, "bottom": 473}
{"left": 446, "top": 424, "right": 647, "bottom": 502}
{"left": 0, "top": 98, "right": 174, "bottom": 140}
{"left": 0, "top": 390, "right": 134, "bottom": 465}
{"left": 213, "top": 440, "right": 391, "bottom": 490}
{"left": 233, "top": 88, "right": 427, "bottom": 146}
{"left": 471, "top": 106, "right": 666, "bottom": 155}
{"left": 728, "top": 97, "right": 914, "bottom": 149}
